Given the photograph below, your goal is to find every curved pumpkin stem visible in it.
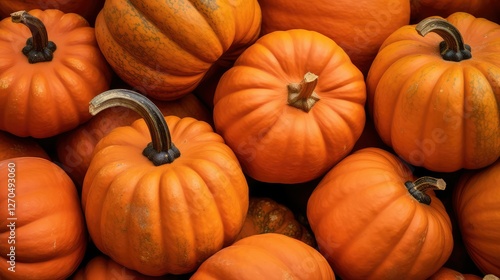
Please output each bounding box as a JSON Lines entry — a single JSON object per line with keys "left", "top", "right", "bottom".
{"left": 11, "top": 10, "right": 57, "bottom": 63}
{"left": 89, "top": 89, "right": 181, "bottom": 166}
{"left": 287, "top": 72, "right": 320, "bottom": 112}
{"left": 416, "top": 17, "right": 471, "bottom": 62}
{"left": 405, "top": 176, "right": 446, "bottom": 205}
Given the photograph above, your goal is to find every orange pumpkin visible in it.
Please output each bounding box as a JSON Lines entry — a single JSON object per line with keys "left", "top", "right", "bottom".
{"left": 81, "top": 89, "right": 249, "bottom": 276}
{"left": 366, "top": 12, "right": 500, "bottom": 172}
{"left": 0, "top": 157, "right": 87, "bottom": 279}
{"left": 190, "top": 233, "right": 335, "bottom": 280}
{"left": 0, "top": 130, "right": 50, "bottom": 161}
{"left": 307, "top": 147, "right": 453, "bottom": 280}
{"left": 56, "top": 91, "right": 213, "bottom": 189}
{"left": 410, "top": 0, "right": 500, "bottom": 24}
{"left": 257, "top": 0, "right": 410, "bottom": 75}
{"left": 453, "top": 159, "right": 500, "bottom": 276}
{"left": 234, "top": 197, "right": 316, "bottom": 247}
{"left": 94, "top": 0, "right": 261, "bottom": 100}
{"left": 0, "top": 9, "right": 112, "bottom": 138}
{"left": 427, "top": 267, "right": 483, "bottom": 280}
{"left": 0, "top": 0, "right": 105, "bottom": 25}
{"left": 213, "top": 29, "right": 366, "bottom": 183}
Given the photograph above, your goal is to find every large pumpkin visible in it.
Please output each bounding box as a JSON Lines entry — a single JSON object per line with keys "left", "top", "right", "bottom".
{"left": 257, "top": 0, "right": 410, "bottom": 75}
{"left": 213, "top": 29, "right": 366, "bottom": 183}
{"left": 0, "top": 0, "right": 105, "bottom": 25}
{"left": 56, "top": 91, "right": 213, "bottom": 189}
{"left": 94, "top": 0, "right": 261, "bottom": 100}
{"left": 0, "top": 157, "right": 87, "bottom": 279}
{"left": 410, "top": 0, "right": 500, "bottom": 24}
{"left": 81, "top": 89, "right": 249, "bottom": 276}
{"left": 366, "top": 12, "right": 500, "bottom": 172}
{"left": 0, "top": 9, "right": 112, "bottom": 138}
{"left": 307, "top": 147, "right": 453, "bottom": 280}
{"left": 453, "top": 159, "right": 500, "bottom": 276}
{"left": 190, "top": 233, "right": 335, "bottom": 280}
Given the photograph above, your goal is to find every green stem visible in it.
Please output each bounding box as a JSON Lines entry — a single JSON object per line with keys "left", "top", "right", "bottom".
{"left": 405, "top": 176, "right": 446, "bottom": 205}
{"left": 11, "top": 10, "right": 57, "bottom": 63}
{"left": 89, "top": 89, "right": 181, "bottom": 165}
{"left": 415, "top": 17, "right": 471, "bottom": 62}
{"left": 287, "top": 72, "right": 320, "bottom": 112}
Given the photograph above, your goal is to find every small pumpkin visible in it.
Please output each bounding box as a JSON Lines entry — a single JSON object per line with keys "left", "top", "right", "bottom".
{"left": 81, "top": 89, "right": 249, "bottom": 276}
{"left": 190, "top": 233, "right": 335, "bottom": 280}
{"left": 213, "top": 29, "right": 366, "bottom": 183}
{"left": 0, "top": 130, "right": 50, "bottom": 161}
{"left": 0, "top": 9, "right": 112, "bottom": 138}
{"left": 453, "top": 158, "right": 500, "bottom": 276}
{"left": 56, "top": 91, "right": 213, "bottom": 189}
{"left": 257, "top": 0, "right": 410, "bottom": 75}
{"left": 366, "top": 12, "right": 500, "bottom": 172}
{"left": 234, "top": 197, "right": 316, "bottom": 247}
{"left": 0, "top": 0, "right": 105, "bottom": 25}
{"left": 0, "top": 157, "right": 87, "bottom": 279}
{"left": 427, "top": 267, "right": 483, "bottom": 280}
{"left": 307, "top": 147, "right": 453, "bottom": 280}
{"left": 410, "top": 0, "right": 500, "bottom": 24}
{"left": 94, "top": 0, "right": 261, "bottom": 100}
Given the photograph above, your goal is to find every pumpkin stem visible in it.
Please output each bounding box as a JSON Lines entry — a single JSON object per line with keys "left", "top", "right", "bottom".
{"left": 89, "top": 89, "right": 181, "bottom": 166}
{"left": 415, "top": 17, "right": 471, "bottom": 62}
{"left": 287, "top": 72, "right": 320, "bottom": 112}
{"left": 404, "top": 176, "right": 446, "bottom": 205}
{"left": 11, "top": 10, "right": 57, "bottom": 63}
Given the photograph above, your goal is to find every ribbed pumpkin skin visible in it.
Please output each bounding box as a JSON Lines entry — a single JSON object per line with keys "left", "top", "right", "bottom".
{"left": 94, "top": 0, "right": 261, "bottom": 100}
{"left": 0, "top": 157, "right": 87, "bottom": 280}
{"left": 257, "top": 0, "right": 410, "bottom": 75}
{"left": 82, "top": 116, "right": 249, "bottom": 276}
{"left": 213, "top": 29, "right": 366, "bottom": 184}
{"left": 410, "top": 0, "right": 500, "bottom": 23}
{"left": 366, "top": 12, "right": 500, "bottom": 172}
{"left": 0, "top": 9, "right": 112, "bottom": 138}
{"left": 191, "top": 233, "right": 335, "bottom": 280}
{"left": 307, "top": 148, "right": 453, "bottom": 280}
{"left": 453, "top": 159, "right": 500, "bottom": 276}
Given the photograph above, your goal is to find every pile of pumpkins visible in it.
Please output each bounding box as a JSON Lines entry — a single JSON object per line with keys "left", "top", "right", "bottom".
{"left": 0, "top": 0, "right": 499, "bottom": 279}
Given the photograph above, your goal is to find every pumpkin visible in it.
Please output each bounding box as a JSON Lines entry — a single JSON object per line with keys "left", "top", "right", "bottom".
{"left": 71, "top": 255, "right": 181, "bottom": 280}
{"left": 257, "top": 0, "right": 410, "bottom": 75}
{"left": 0, "top": 0, "right": 105, "bottom": 25}
{"left": 56, "top": 90, "right": 213, "bottom": 189}
{"left": 307, "top": 147, "right": 453, "bottom": 280}
{"left": 366, "top": 12, "right": 500, "bottom": 172}
{"left": 0, "top": 9, "right": 112, "bottom": 138}
{"left": 81, "top": 89, "right": 249, "bottom": 276}
{"left": 190, "top": 233, "right": 335, "bottom": 280}
{"left": 453, "top": 158, "right": 500, "bottom": 276}
{"left": 410, "top": 0, "right": 500, "bottom": 24}
{"left": 213, "top": 29, "right": 366, "bottom": 183}
{"left": 0, "top": 130, "right": 50, "bottom": 161}
{"left": 428, "top": 267, "right": 483, "bottom": 280}
{"left": 0, "top": 157, "right": 87, "bottom": 279}
{"left": 94, "top": 0, "right": 261, "bottom": 100}
{"left": 234, "top": 197, "right": 316, "bottom": 247}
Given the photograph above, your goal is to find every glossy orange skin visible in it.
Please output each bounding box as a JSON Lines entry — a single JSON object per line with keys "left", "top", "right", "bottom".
{"left": 0, "top": 0, "right": 105, "bottom": 25}
{"left": 94, "top": 0, "right": 261, "bottom": 100}
{"left": 258, "top": 0, "right": 410, "bottom": 75}
{"left": 0, "top": 130, "right": 50, "bottom": 161}
{"left": 453, "top": 159, "right": 500, "bottom": 276}
{"left": 0, "top": 157, "right": 87, "bottom": 280}
{"left": 0, "top": 9, "right": 112, "bottom": 138}
{"left": 410, "top": 0, "right": 500, "bottom": 24}
{"left": 213, "top": 29, "right": 366, "bottom": 184}
{"left": 82, "top": 116, "right": 249, "bottom": 276}
{"left": 191, "top": 233, "right": 335, "bottom": 280}
{"left": 307, "top": 148, "right": 453, "bottom": 280}
{"left": 366, "top": 12, "right": 500, "bottom": 172}
{"left": 56, "top": 93, "right": 213, "bottom": 189}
